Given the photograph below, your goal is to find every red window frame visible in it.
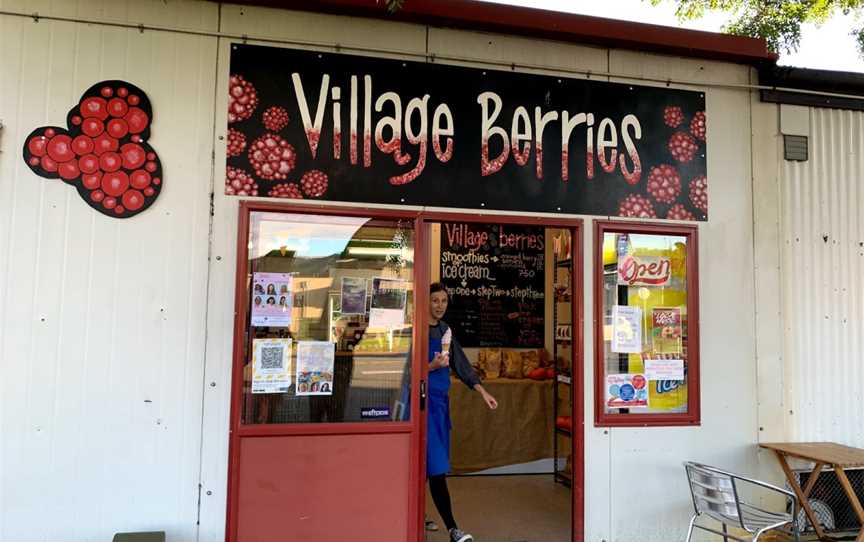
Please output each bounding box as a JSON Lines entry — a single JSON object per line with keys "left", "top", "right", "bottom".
{"left": 592, "top": 220, "right": 701, "bottom": 427}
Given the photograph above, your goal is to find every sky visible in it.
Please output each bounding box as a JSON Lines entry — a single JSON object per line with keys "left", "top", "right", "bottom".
{"left": 483, "top": 0, "right": 864, "bottom": 73}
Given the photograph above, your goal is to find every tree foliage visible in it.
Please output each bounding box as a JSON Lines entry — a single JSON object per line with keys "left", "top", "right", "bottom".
{"left": 652, "top": 0, "right": 864, "bottom": 58}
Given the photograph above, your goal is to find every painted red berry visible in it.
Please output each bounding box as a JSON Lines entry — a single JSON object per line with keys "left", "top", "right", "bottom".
{"left": 666, "top": 203, "right": 696, "bottom": 221}
{"left": 228, "top": 74, "right": 259, "bottom": 124}
{"left": 224, "top": 166, "right": 259, "bottom": 196}
{"left": 668, "top": 132, "right": 698, "bottom": 163}
{"left": 262, "top": 106, "right": 290, "bottom": 132}
{"left": 646, "top": 164, "right": 681, "bottom": 204}
{"left": 690, "top": 111, "right": 706, "bottom": 141}
{"left": 269, "top": 183, "right": 304, "bottom": 199}
{"left": 689, "top": 175, "right": 708, "bottom": 214}
{"left": 80, "top": 97, "right": 109, "bottom": 120}
{"left": 300, "top": 170, "right": 328, "bottom": 198}
{"left": 247, "top": 133, "right": 296, "bottom": 180}
{"left": 226, "top": 128, "right": 247, "bottom": 157}
{"left": 618, "top": 194, "right": 656, "bottom": 218}
{"left": 47, "top": 134, "right": 75, "bottom": 163}
{"left": 663, "top": 106, "right": 684, "bottom": 128}
{"left": 28, "top": 135, "right": 48, "bottom": 157}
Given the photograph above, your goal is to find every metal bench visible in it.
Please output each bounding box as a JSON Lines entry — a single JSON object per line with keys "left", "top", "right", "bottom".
{"left": 684, "top": 461, "right": 800, "bottom": 542}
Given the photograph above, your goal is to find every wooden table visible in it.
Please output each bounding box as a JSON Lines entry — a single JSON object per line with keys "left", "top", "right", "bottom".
{"left": 760, "top": 442, "right": 864, "bottom": 542}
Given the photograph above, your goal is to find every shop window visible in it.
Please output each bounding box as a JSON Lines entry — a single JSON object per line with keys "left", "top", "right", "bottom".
{"left": 594, "top": 221, "right": 700, "bottom": 426}
{"left": 240, "top": 211, "right": 415, "bottom": 425}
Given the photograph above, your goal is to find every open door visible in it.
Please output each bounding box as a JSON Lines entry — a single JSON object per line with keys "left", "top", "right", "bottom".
{"left": 225, "top": 203, "right": 428, "bottom": 542}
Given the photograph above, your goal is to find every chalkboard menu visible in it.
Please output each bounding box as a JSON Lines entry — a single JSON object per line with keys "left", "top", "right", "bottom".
{"left": 439, "top": 222, "right": 545, "bottom": 347}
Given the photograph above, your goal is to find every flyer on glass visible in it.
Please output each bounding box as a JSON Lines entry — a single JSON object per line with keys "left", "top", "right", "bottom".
{"left": 611, "top": 305, "right": 642, "bottom": 353}
{"left": 296, "top": 341, "right": 335, "bottom": 396}
{"left": 251, "top": 338, "right": 292, "bottom": 394}
{"left": 340, "top": 277, "right": 368, "bottom": 315}
{"left": 606, "top": 373, "right": 649, "bottom": 408}
{"left": 651, "top": 307, "right": 682, "bottom": 354}
{"left": 251, "top": 272, "right": 293, "bottom": 327}
{"left": 644, "top": 358, "right": 685, "bottom": 381}
{"left": 368, "top": 277, "right": 408, "bottom": 328}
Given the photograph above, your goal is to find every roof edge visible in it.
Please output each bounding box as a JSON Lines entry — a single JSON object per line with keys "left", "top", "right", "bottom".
{"left": 220, "top": 0, "right": 778, "bottom": 66}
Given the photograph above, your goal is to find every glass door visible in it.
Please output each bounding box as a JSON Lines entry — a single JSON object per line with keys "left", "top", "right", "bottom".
{"left": 226, "top": 205, "right": 427, "bottom": 542}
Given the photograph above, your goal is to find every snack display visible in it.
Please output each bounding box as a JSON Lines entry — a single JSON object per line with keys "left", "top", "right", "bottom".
{"left": 482, "top": 348, "right": 502, "bottom": 379}
{"left": 521, "top": 350, "right": 541, "bottom": 377}
{"left": 502, "top": 350, "right": 523, "bottom": 379}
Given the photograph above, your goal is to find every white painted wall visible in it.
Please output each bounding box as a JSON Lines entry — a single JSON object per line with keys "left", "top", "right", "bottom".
{"left": 0, "top": 2, "right": 774, "bottom": 541}
{"left": 0, "top": 1, "right": 218, "bottom": 541}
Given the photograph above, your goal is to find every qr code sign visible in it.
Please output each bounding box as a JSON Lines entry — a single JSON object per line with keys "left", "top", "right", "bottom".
{"left": 260, "top": 346, "right": 284, "bottom": 369}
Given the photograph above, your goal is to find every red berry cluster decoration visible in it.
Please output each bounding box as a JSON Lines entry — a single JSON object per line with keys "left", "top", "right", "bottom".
{"left": 666, "top": 203, "right": 696, "bottom": 221}
{"left": 690, "top": 111, "right": 706, "bottom": 141}
{"left": 228, "top": 74, "right": 259, "bottom": 124}
{"left": 225, "top": 166, "right": 259, "bottom": 196}
{"left": 227, "top": 128, "right": 247, "bottom": 157}
{"left": 224, "top": 74, "right": 333, "bottom": 201}
{"left": 248, "top": 133, "right": 297, "bottom": 180}
{"left": 646, "top": 164, "right": 681, "bottom": 203}
{"left": 689, "top": 175, "right": 708, "bottom": 213}
{"left": 618, "top": 194, "right": 656, "bottom": 218}
{"left": 23, "top": 81, "right": 162, "bottom": 218}
{"left": 262, "top": 106, "right": 290, "bottom": 132}
{"left": 300, "top": 170, "right": 328, "bottom": 197}
{"left": 269, "top": 183, "right": 304, "bottom": 199}
{"left": 663, "top": 106, "right": 685, "bottom": 128}
{"left": 668, "top": 132, "right": 698, "bottom": 163}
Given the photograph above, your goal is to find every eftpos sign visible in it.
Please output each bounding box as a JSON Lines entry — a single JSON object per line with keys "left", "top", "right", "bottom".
{"left": 225, "top": 44, "right": 708, "bottom": 220}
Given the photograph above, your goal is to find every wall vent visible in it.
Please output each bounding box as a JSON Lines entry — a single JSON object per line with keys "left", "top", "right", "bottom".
{"left": 784, "top": 134, "right": 809, "bottom": 161}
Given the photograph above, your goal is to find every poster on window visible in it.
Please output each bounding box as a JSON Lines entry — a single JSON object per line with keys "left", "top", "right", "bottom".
{"left": 611, "top": 305, "right": 642, "bottom": 353}
{"left": 296, "top": 341, "right": 335, "bottom": 396}
{"left": 340, "top": 277, "right": 368, "bottom": 315}
{"left": 651, "top": 307, "right": 682, "bottom": 354}
{"left": 368, "top": 277, "right": 408, "bottom": 328}
{"left": 606, "top": 373, "right": 649, "bottom": 408}
{"left": 251, "top": 272, "right": 293, "bottom": 326}
{"left": 251, "top": 338, "right": 292, "bottom": 394}
{"left": 644, "top": 358, "right": 685, "bottom": 381}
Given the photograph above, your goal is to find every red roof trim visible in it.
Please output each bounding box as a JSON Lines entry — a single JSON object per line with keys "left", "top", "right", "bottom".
{"left": 224, "top": 0, "right": 778, "bottom": 64}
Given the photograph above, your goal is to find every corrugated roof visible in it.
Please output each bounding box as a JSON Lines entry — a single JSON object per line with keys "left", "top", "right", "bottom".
{"left": 217, "top": 0, "right": 778, "bottom": 65}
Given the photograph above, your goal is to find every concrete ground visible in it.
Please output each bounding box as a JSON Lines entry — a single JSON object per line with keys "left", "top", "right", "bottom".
{"left": 425, "top": 474, "right": 571, "bottom": 542}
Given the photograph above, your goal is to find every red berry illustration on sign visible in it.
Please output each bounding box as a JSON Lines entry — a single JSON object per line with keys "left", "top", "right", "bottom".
{"left": 269, "top": 183, "right": 304, "bottom": 199}
{"left": 22, "top": 80, "right": 162, "bottom": 218}
{"left": 618, "top": 194, "right": 657, "bottom": 218}
{"left": 227, "top": 128, "right": 247, "bottom": 157}
{"left": 262, "top": 106, "right": 290, "bottom": 132}
{"left": 666, "top": 203, "right": 696, "bottom": 221}
{"left": 646, "top": 164, "right": 681, "bottom": 203}
{"left": 248, "top": 133, "right": 296, "bottom": 180}
{"left": 228, "top": 74, "right": 259, "bottom": 124}
{"left": 663, "top": 106, "right": 684, "bottom": 128}
{"left": 225, "top": 166, "right": 259, "bottom": 196}
{"left": 690, "top": 111, "right": 706, "bottom": 141}
{"left": 689, "top": 175, "right": 708, "bottom": 214}
{"left": 668, "top": 132, "right": 698, "bottom": 163}
{"left": 300, "top": 169, "right": 328, "bottom": 197}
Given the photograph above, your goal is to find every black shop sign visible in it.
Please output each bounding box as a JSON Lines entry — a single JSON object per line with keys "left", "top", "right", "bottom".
{"left": 226, "top": 44, "right": 708, "bottom": 220}
{"left": 439, "top": 222, "right": 545, "bottom": 348}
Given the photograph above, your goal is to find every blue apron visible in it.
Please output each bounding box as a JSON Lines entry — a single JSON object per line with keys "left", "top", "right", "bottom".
{"left": 426, "top": 336, "right": 452, "bottom": 477}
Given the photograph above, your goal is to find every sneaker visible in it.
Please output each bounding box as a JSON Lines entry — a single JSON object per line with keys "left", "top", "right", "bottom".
{"left": 449, "top": 528, "right": 473, "bottom": 542}
{"left": 425, "top": 517, "right": 439, "bottom": 531}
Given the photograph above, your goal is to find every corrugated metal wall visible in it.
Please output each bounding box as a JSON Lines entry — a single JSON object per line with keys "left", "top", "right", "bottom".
{"left": 781, "top": 108, "right": 864, "bottom": 447}
{"left": 0, "top": 1, "right": 218, "bottom": 541}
